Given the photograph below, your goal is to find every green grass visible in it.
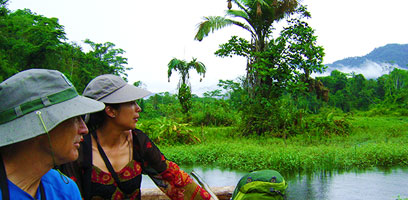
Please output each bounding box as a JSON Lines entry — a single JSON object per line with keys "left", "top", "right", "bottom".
{"left": 157, "top": 116, "right": 408, "bottom": 174}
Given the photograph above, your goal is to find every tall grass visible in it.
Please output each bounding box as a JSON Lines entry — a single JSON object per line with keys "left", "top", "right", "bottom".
{"left": 156, "top": 116, "right": 408, "bottom": 174}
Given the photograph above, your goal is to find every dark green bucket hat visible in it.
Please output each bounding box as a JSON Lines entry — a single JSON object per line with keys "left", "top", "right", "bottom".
{"left": 0, "top": 69, "right": 105, "bottom": 147}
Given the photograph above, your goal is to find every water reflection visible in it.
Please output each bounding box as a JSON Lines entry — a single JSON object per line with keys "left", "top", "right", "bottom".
{"left": 142, "top": 167, "right": 408, "bottom": 200}
{"left": 286, "top": 168, "right": 408, "bottom": 200}
{"left": 141, "top": 165, "right": 247, "bottom": 188}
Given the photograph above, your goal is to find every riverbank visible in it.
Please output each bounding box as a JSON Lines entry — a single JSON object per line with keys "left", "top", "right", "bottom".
{"left": 158, "top": 116, "right": 408, "bottom": 174}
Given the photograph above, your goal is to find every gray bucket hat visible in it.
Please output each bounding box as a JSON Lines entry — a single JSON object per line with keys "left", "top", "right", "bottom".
{"left": 0, "top": 69, "right": 105, "bottom": 147}
{"left": 83, "top": 74, "right": 152, "bottom": 103}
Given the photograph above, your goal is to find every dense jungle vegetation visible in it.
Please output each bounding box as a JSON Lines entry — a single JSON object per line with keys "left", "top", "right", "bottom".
{"left": 1, "top": 0, "right": 407, "bottom": 175}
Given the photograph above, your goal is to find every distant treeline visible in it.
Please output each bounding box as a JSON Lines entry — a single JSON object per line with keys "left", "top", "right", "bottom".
{"left": 0, "top": 1, "right": 129, "bottom": 92}
{"left": 317, "top": 69, "right": 407, "bottom": 114}
{"left": 137, "top": 66, "right": 407, "bottom": 128}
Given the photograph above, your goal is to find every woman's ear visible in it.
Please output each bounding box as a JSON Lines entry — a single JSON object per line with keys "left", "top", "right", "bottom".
{"left": 105, "top": 106, "right": 116, "bottom": 118}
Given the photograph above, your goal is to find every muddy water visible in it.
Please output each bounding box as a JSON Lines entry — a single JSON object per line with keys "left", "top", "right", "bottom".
{"left": 142, "top": 167, "right": 408, "bottom": 199}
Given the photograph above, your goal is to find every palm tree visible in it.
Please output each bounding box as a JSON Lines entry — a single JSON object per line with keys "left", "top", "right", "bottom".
{"left": 194, "top": 0, "right": 299, "bottom": 93}
{"left": 167, "top": 57, "right": 206, "bottom": 86}
{"left": 167, "top": 57, "right": 206, "bottom": 115}
{"left": 194, "top": 0, "right": 299, "bottom": 52}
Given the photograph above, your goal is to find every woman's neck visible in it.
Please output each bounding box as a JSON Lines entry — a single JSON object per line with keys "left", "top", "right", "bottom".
{"left": 2, "top": 140, "right": 53, "bottom": 197}
{"left": 96, "top": 123, "right": 131, "bottom": 149}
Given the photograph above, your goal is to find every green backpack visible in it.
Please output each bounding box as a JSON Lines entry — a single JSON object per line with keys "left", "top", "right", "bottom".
{"left": 231, "top": 170, "right": 288, "bottom": 200}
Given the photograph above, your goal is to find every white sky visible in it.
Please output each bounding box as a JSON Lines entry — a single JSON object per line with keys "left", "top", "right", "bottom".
{"left": 7, "top": 0, "right": 408, "bottom": 95}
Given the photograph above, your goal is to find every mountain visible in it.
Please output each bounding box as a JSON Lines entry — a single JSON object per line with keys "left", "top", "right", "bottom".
{"left": 321, "top": 44, "right": 408, "bottom": 79}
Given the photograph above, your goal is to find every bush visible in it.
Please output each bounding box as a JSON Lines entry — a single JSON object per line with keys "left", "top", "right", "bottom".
{"left": 136, "top": 118, "right": 201, "bottom": 145}
{"left": 303, "top": 111, "right": 352, "bottom": 137}
{"left": 190, "top": 99, "right": 238, "bottom": 126}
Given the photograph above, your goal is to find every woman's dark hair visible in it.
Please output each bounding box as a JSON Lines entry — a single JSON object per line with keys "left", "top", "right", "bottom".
{"left": 86, "top": 103, "right": 121, "bottom": 132}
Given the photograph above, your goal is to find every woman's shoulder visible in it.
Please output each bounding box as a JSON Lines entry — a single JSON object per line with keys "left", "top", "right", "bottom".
{"left": 132, "top": 128, "right": 144, "bottom": 134}
{"left": 132, "top": 128, "right": 148, "bottom": 138}
{"left": 131, "top": 128, "right": 153, "bottom": 147}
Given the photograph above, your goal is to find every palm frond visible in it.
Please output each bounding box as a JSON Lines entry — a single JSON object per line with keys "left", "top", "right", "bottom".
{"left": 194, "top": 16, "right": 235, "bottom": 41}
{"left": 236, "top": 0, "right": 269, "bottom": 10}
{"left": 226, "top": 9, "right": 249, "bottom": 20}
{"left": 225, "top": 9, "right": 254, "bottom": 34}
{"left": 167, "top": 58, "right": 185, "bottom": 82}
{"left": 187, "top": 57, "right": 206, "bottom": 81}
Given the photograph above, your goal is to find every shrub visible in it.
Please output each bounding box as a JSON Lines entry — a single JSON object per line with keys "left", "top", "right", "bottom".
{"left": 136, "top": 118, "right": 201, "bottom": 145}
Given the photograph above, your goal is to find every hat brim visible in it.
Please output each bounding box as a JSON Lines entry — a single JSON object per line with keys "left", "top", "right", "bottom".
{"left": 0, "top": 96, "right": 104, "bottom": 147}
{"left": 98, "top": 84, "right": 152, "bottom": 104}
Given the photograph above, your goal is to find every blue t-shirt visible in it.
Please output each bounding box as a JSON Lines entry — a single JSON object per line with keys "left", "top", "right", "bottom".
{"left": 0, "top": 169, "right": 81, "bottom": 200}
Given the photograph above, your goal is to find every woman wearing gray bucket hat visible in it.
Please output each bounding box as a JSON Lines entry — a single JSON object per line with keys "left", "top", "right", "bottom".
{"left": 60, "top": 74, "right": 213, "bottom": 200}
{"left": 0, "top": 69, "right": 105, "bottom": 200}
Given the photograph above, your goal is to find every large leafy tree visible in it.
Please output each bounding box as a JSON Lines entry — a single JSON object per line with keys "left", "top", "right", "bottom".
{"left": 383, "top": 68, "right": 408, "bottom": 105}
{"left": 167, "top": 58, "right": 206, "bottom": 116}
{"left": 195, "top": 0, "right": 298, "bottom": 52}
{"left": 0, "top": 4, "right": 131, "bottom": 91}
{"left": 195, "top": 0, "right": 299, "bottom": 91}
{"left": 195, "top": 2, "right": 328, "bottom": 135}
{"left": 0, "top": 7, "right": 67, "bottom": 81}
{"left": 69, "top": 39, "right": 131, "bottom": 92}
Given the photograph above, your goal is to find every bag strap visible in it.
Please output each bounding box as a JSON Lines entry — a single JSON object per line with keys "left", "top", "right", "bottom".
{"left": 82, "top": 134, "right": 92, "bottom": 200}
{"left": 91, "top": 131, "right": 128, "bottom": 193}
{"left": 82, "top": 130, "right": 145, "bottom": 199}
{"left": 39, "top": 182, "right": 46, "bottom": 200}
{"left": 0, "top": 154, "right": 10, "bottom": 200}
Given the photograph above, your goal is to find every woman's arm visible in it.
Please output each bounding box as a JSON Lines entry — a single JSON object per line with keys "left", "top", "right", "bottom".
{"left": 133, "top": 129, "right": 213, "bottom": 200}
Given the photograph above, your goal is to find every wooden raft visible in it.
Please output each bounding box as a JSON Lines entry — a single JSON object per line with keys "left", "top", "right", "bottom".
{"left": 141, "top": 186, "right": 235, "bottom": 200}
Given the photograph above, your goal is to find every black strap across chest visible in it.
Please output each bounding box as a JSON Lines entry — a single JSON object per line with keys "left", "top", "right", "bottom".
{"left": 82, "top": 130, "right": 146, "bottom": 200}
{"left": 91, "top": 131, "right": 129, "bottom": 194}
{"left": 0, "top": 154, "right": 46, "bottom": 200}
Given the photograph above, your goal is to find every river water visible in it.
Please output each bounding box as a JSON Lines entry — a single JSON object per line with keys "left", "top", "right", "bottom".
{"left": 142, "top": 167, "right": 408, "bottom": 200}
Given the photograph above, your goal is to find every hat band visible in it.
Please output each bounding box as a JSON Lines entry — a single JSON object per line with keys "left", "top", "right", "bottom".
{"left": 0, "top": 87, "right": 78, "bottom": 124}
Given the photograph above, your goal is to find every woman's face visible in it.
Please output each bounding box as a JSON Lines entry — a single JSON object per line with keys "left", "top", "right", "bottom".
{"left": 46, "top": 116, "right": 89, "bottom": 164}
{"left": 109, "top": 101, "right": 141, "bottom": 130}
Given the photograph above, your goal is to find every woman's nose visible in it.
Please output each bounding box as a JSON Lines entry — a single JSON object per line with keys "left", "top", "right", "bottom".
{"left": 135, "top": 103, "right": 142, "bottom": 112}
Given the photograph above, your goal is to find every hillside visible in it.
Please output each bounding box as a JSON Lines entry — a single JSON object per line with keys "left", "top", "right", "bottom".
{"left": 322, "top": 44, "right": 408, "bottom": 78}
{"left": 328, "top": 43, "right": 408, "bottom": 68}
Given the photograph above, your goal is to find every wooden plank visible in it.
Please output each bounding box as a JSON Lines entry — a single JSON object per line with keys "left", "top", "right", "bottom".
{"left": 141, "top": 186, "right": 235, "bottom": 200}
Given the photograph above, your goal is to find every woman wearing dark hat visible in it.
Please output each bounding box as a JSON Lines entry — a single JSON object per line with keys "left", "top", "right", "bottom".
{"left": 62, "top": 74, "right": 214, "bottom": 200}
{"left": 0, "top": 69, "right": 105, "bottom": 200}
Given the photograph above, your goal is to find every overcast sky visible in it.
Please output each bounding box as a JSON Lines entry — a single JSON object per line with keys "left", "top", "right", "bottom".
{"left": 7, "top": 0, "right": 408, "bottom": 95}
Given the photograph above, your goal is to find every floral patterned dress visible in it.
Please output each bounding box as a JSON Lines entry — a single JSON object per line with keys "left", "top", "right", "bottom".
{"left": 69, "top": 129, "right": 211, "bottom": 200}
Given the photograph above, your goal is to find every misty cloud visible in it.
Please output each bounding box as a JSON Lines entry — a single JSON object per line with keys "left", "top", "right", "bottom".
{"left": 316, "top": 60, "right": 402, "bottom": 79}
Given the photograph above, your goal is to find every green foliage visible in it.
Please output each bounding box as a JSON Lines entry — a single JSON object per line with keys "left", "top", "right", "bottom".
{"left": 140, "top": 92, "right": 182, "bottom": 120}
{"left": 197, "top": 5, "right": 326, "bottom": 136}
{"left": 0, "top": 8, "right": 66, "bottom": 81}
{"left": 178, "top": 83, "right": 192, "bottom": 117}
{"left": 0, "top": 7, "right": 130, "bottom": 91}
{"left": 217, "top": 79, "right": 246, "bottom": 109}
{"left": 319, "top": 68, "right": 408, "bottom": 114}
{"left": 136, "top": 118, "right": 201, "bottom": 145}
{"left": 222, "top": 7, "right": 326, "bottom": 136}
{"left": 167, "top": 57, "right": 206, "bottom": 116}
{"left": 0, "top": 0, "right": 9, "bottom": 16}
{"left": 301, "top": 111, "right": 352, "bottom": 142}
{"left": 140, "top": 92, "right": 239, "bottom": 127}
{"left": 160, "top": 116, "right": 408, "bottom": 173}
{"left": 195, "top": 0, "right": 299, "bottom": 47}
{"left": 190, "top": 97, "right": 238, "bottom": 126}
{"left": 215, "top": 36, "right": 251, "bottom": 59}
